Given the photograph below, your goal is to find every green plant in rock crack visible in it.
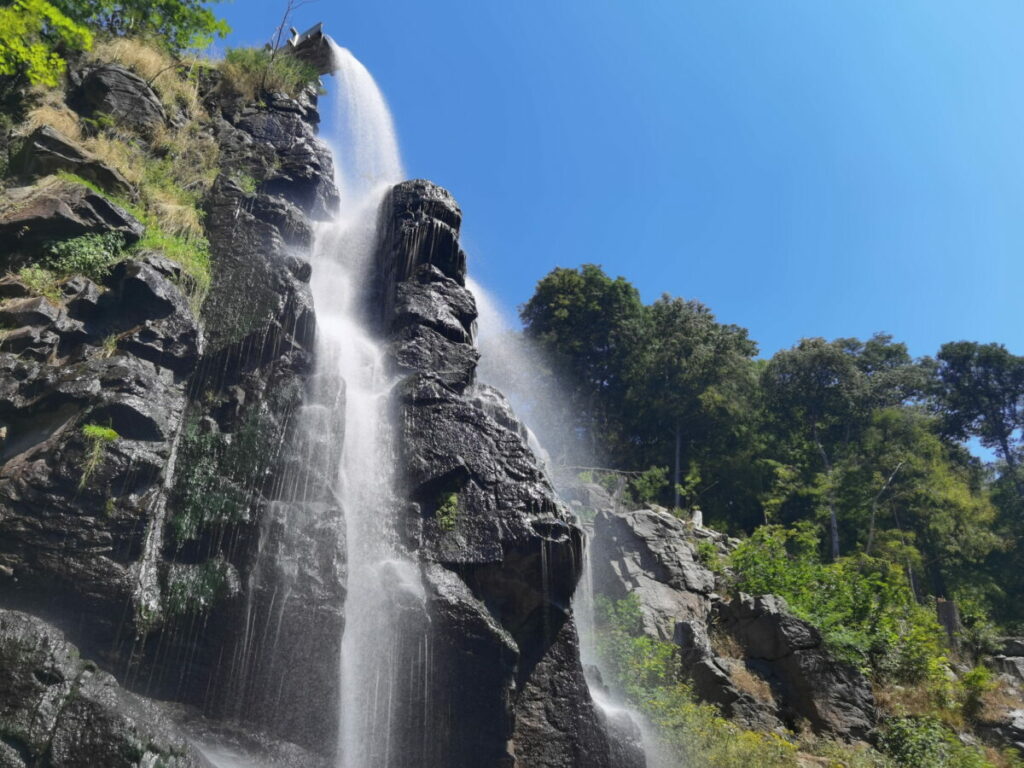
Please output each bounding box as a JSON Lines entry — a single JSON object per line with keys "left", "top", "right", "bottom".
{"left": 79, "top": 423, "right": 119, "bottom": 489}
{"left": 436, "top": 491, "right": 459, "bottom": 531}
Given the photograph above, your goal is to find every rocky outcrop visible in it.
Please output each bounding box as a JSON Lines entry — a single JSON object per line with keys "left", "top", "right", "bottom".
{"left": 0, "top": 253, "right": 199, "bottom": 668}
{"left": 0, "top": 609, "right": 208, "bottom": 768}
{"left": 68, "top": 65, "right": 166, "bottom": 134}
{"left": 373, "top": 179, "right": 636, "bottom": 767}
{"left": 12, "top": 126, "right": 135, "bottom": 200}
{"left": 591, "top": 506, "right": 876, "bottom": 740}
{"left": 0, "top": 176, "right": 143, "bottom": 261}
{"left": 0, "top": 65, "right": 338, "bottom": 757}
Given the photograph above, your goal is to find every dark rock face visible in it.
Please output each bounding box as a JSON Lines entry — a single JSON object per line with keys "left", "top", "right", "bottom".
{"left": 12, "top": 126, "right": 135, "bottom": 200}
{"left": 0, "top": 80, "right": 338, "bottom": 757}
{"left": 0, "top": 610, "right": 208, "bottom": 768}
{"left": 592, "top": 507, "right": 876, "bottom": 740}
{"left": 69, "top": 65, "right": 166, "bottom": 134}
{"left": 374, "top": 179, "right": 628, "bottom": 768}
{"left": 0, "top": 256, "right": 198, "bottom": 664}
{"left": 0, "top": 177, "right": 143, "bottom": 262}
{"left": 141, "top": 87, "right": 343, "bottom": 754}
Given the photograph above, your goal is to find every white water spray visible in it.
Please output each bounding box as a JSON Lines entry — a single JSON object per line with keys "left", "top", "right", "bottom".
{"left": 469, "top": 278, "right": 659, "bottom": 766}
{"left": 316, "top": 42, "right": 411, "bottom": 768}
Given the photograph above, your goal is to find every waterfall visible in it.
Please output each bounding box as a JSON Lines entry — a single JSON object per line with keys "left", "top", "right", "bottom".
{"left": 469, "top": 278, "right": 658, "bottom": 766}
{"left": 316, "top": 42, "right": 424, "bottom": 768}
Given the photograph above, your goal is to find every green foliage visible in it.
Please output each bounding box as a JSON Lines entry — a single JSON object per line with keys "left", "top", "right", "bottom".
{"left": 44, "top": 231, "right": 125, "bottom": 279}
{"left": 960, "top": 665, "right": 995, "bottom": 722}
{"left": 164, "top": 558, "right": 233, "bottom": 617}
{"left": 80, "top": 422, "right": 119, "bottom": 488}
{"left": 219, "top": 47, "right": 320, "bottom": 101}
{"left": 233, "top": 171, "right": 258, "bottom": 196}
{"left": 50, "top": 0, "right": 228, "bottom": 51}
{"left": 56, "top": 172, "right": 210, "bottom": 307}
{"left": 170, "top": 408, "right": 278, "bottom": 544}
{"left": 436, "top": 491, "right": 459, "bottom": 531}
{"left": 594, "top": 595, "right": 799, "bottom": 767}
{"left": 630, "top": 465, "right": 668, "bottom": 505}
{"left": 729, "top": 524, "right": 949, "bottom": 682}
{"left": 694, "top": 539, "right": 723, "bottom": 573}
{"left": 17, "top": 265, "right": 61, "bottom": 302}
{"left": 0, "top": 0, "right": 92, "bottom": 86}
{"left": 877, "top": 716, "right": 991, "bottom": 768}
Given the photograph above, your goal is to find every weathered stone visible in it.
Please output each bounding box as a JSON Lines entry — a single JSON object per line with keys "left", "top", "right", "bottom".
{"left": 374, "top": 179, "right": 626, "bottom": 767}
{"left": 12, "top": 125, "right": 135, "bottom": 199}
{"left": 69, "top": 65, "right": 166, "bottom": 134}
{"left": 0, "top": 178, "right": 143, "bottom": 261}
{"left": 0, "top": 610, "right": 208, "bottom": 767}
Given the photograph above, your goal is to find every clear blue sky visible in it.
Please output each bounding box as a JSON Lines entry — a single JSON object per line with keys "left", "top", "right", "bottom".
{"left": 216, "top": 1, "right": 1024, "bottom": 359}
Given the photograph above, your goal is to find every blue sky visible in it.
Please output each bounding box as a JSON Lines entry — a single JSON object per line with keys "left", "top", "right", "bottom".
{"left": 217, "top": 1, "right": 1023, "bottom": 359}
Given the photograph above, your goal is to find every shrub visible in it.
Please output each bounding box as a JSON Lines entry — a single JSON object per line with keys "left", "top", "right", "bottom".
{"left": 49, "top": 0, "right": 229, "bottom": 52}
{"left": 219, "top": 47, "right": 320, "bottom": 101}
{"left": 630, "top": 465, "right": 668, "bottom": 505}
{"left": 44, "top": 231, "right": 125, "bottom": 279}
{"left": 17, "top": 265, "right": 61, "bottom": 302}
{"left": 878, "top": 716, "right": 990, "bottom": 768}
{"left": 728, "top": 524, "right": 949, "bottom": 683}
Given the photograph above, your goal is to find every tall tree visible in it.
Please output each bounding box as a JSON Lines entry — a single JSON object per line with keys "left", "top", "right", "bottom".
{"left": 521, "top": 264, "right": 643, "bottom": 463}
{"left": 622, "top": 295, "right": 757, "bottom": 509}
{"left": 934, "top": 341, "right": 1024, "bottom": 503}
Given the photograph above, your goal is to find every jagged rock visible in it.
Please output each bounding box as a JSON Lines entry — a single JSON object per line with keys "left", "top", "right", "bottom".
{"left": 12, "top": 125, "right": 135, "bottom": 199}
{"left": 591, "top": 506, "right": 876, "bottom": 741}
{"left": 715, "top": 594, "right": 876, "bottom": 739}
{"left": 0, "top": 177, "right": 143, "bottom": 262}
{"left": 0, "top": 610, "right": 209, "bottom": 767}
{"left": 69, "top": 65, "right": 166, "bottom": 134}
{"left": 593, "top": 508, "right": 716, "bottom": 640}
{"left": 375, "top": 179, "right": 627, "bottom": 767}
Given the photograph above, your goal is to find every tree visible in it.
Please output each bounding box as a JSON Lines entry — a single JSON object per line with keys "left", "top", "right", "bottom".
{"left": 0, "top": 0, "right": 92, "bottom": 87}
{"left": 623, "top": 295, "right": 757, "bottom": 510}
{"left": 49, "top": 0, "right": 229, "bottom": 51}
{"left": 934, "top": 341, "right": 1024, "bottom": 504}
{"left": 521, "top": 265, "right": 643, "bottom": 462}
{"left": 762, "top": 338, "right": 869, "bottom": 558}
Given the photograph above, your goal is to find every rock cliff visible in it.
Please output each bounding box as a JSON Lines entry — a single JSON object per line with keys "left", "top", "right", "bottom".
{"left": 0, "top": 49, "right": 629, "bottom": 767}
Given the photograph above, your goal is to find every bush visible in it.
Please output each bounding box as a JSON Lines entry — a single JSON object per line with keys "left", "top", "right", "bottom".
{"left": 44, "top": 231, "right": 125, "bottom": 279}
{"left": 878, "top": 716, "right": 990, "bottom": 768}
{"left": 630, "top": 465, "right": 668, "bottom": 505}
{"left": 728, "top": 524, "right": 949, "bottom": 683}
{"left": 49, "top": 0, "right": 229, "bottom": 52}
{"left": 595, "top": 595, "right": 799, "bottom": 767}
{"left": 219, "top": 47, "right": 320, "bottom": 101}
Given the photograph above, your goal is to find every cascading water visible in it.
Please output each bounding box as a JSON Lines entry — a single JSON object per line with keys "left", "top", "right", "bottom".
{"left": 469, "top": 278, "right": 659, "bottom": 766}
{"left": 316, "top": 42, "right": 427, "bottom": 768}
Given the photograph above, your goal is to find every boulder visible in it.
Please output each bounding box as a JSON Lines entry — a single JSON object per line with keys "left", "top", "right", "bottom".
{"left": 12, "top": 125, "right": 135, "bottom": 199}
{"left": 0, "top": 609, "right": 209, "bottom": 768}
{"left": 69, "top": 65, "right": 166, "bottom": 134}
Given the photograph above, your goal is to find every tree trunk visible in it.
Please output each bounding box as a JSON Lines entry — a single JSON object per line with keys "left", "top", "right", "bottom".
{"left": 813, "top": 429, "right": 840, "bottom": 560}
{"left": 673, "top": 425, "right": 681, "bottom": 511}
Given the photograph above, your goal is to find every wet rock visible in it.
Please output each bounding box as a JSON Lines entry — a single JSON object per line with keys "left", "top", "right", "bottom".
{"left": 0, "top": 610, "right": 209, "bottom": 768}
{"left": 0, "top": 177, "right": 143, "bottom": 261}
{"left": 69, "top": 65, "right": 166, "bottom": 134}
{"left": 375, "top": 179, "right": 626, "bottom": 767}
{"left": 12, "top": 125, "right": 135, "bottom": 199}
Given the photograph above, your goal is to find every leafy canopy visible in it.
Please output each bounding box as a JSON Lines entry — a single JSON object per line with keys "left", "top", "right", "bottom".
{"left": 0, "top": 0, "right": 92, "bottom": 86}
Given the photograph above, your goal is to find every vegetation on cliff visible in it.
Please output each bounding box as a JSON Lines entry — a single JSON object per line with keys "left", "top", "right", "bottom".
{"left": 524, "top": 263, "right": 1024, "bottom": 764}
